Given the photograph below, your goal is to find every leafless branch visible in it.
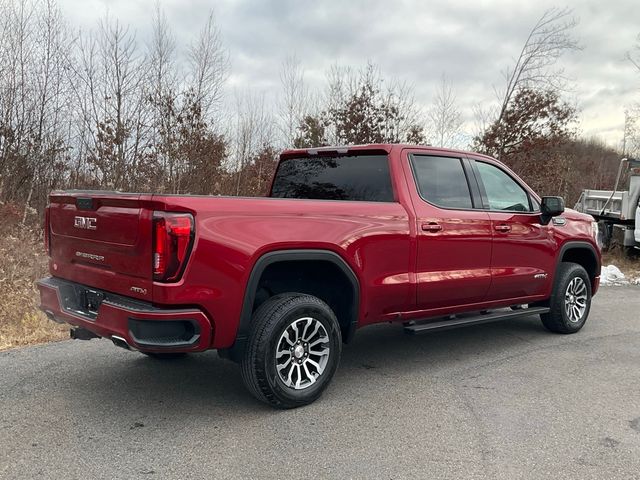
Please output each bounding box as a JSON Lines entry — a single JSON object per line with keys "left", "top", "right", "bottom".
{"left": 497, "top": 7, "right": 581, "bottom": 126}
{"left": 429, "top": 74, "right": 463, "bottom": 148}
{"left": 627, "top": 33, "right": 640, "bottom": 73}
{"left": 187, "top": 11, "right": 229, "bottom": 122}
{"left": 277, "top": 54, "right": 307, "bottom": 147}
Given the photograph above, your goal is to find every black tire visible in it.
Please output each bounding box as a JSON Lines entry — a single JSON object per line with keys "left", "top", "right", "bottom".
{"left": 142, "top": 352, "right": 188, "bottom": 360}
{"left": 541, "top": 262, "right": 592, "bottom": 334}
{"left": 240, "top": 293, "right": 342, "bottom": 409}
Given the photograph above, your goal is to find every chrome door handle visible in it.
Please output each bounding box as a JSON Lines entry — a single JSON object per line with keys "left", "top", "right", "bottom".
{"left": 494, "top": 224, "right": 511, "bottom": 232}
{"left": 422, "top": 222, "right": 443, "bottom": 232}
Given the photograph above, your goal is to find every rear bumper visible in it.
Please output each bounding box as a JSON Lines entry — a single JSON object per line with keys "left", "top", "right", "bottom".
{"left": 37, "top": 277, "right": 213, "bottom": 352}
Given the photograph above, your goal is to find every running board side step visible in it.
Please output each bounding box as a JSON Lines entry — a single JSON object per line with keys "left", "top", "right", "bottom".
{"left": 403, "top": 307, "right": 550, "bottom": 335}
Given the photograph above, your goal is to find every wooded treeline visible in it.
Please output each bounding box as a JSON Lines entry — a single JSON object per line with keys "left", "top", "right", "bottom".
{"left": 0, "top": 1, "right": 637, "bottom": 222}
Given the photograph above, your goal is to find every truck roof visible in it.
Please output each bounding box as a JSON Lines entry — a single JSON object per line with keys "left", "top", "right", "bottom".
{"left": 279, "top": 144, "right": 494, "bottom": 161}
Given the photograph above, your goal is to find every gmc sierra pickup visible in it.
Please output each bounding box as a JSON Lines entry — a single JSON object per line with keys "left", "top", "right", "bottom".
{"left": 38, "top": 144, "right": 601, "bottom": 408}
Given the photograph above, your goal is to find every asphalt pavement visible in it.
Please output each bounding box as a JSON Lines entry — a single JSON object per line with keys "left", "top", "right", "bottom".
{"left": 1, "top": 286, "right": 639, "bottom": 479}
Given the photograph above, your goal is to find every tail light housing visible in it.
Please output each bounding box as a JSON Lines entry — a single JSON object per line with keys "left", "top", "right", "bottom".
{"left": 153, "top": 212, "right": 194, "bottom": 282}
{"left": 44, "top": 206, "right": 51, "bottom": 256}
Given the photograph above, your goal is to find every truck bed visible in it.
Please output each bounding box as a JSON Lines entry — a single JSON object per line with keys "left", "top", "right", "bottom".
{"left": 574, "top": 189, "right": 630, "bottom": 220}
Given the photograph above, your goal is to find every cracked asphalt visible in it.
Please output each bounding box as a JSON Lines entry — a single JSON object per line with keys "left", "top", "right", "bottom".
{"left": 1, "top": 286, "right": 639, "bottom": 479}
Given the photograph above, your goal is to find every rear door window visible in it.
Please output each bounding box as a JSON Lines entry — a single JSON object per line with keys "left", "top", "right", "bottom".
{"left": 270, "top": 155, "right": 394, "bottom": 202}
{"left": 410, "top": 155, "right": 473, "bottom": 209}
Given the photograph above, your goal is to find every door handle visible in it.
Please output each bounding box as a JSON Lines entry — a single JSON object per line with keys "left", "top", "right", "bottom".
{"left": 422, "top": 222, "right": 443, "bottom": 232}
{"left": 494, "top": 224, "right": 511, "bottom": 233}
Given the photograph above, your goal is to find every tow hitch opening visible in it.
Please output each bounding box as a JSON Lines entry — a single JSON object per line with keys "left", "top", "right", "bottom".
{"left": 70, "top": 327, "right": 100, "bottom": 341}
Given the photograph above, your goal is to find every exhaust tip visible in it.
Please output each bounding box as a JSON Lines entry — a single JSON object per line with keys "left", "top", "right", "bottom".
{"left": 111, "top": 335, "right": 131, "bottom": 350}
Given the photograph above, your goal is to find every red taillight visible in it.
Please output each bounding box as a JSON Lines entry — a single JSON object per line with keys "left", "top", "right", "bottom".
{"left": 44, "top": 206, "right": 51, "bottom": 256}
{"left": 152, "top": 212, "right": 194, "bottom": 282}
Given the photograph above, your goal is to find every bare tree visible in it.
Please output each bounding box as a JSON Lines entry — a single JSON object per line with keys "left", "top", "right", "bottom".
{"left": 382, "top": 77, "right": 424, "bottom": 145}
{"left": 299, "top": 62, "right": 425, "bottom": 146}
{"left": 231, "top": 91, "right": 273, "bottom": 195}
{"left": 623, "top": 108, "right": 640, "bottom": 158}
{"left": 187, "top": 11, "right": 229, "bottom": 123}
{"left": 148, "top": 2, "right": 176, "bottom": 97}
{"left": 72, "top": 15, "right": 149, "bottom": 190}
{"left": 277, "top": 55, "right": 307, "bottom": 147}
{"left": 0, "top": 0, "right": 237, "bottom": 215}
{"left": 627, "top": 33, "right": 640, "bottom": 73}
{"left": 496, "top": 7, "right": 580, "bottom": 129}
{"left": 474, "top": 8, "right": 581, "bottom": 159}
{"left": 0, "top": 0, "right": 72, "bottom": 219}
{"left": 471, "top": 102, "right": 497, "bottom": 148}
{"left": 22, "top": 0, "right": 73, "bottom": 220}
{"left": 429, "top": 74, "right": 463, "bottom": 148}
{"left": 0, "top": 0, "right": 35, "bottom": 191}
{"left": 626, "top": 34, "right": 640, "bottom": 158}
{"left": 147, "top": 2, "right": 177, "bottom": 190}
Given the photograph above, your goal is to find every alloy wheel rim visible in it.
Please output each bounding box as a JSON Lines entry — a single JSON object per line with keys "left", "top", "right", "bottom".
{"left": 275, "top": 317, "right": 330, "bottom": 390}
{"left": 564, "top": 277, "right": 587, "bottom": 323}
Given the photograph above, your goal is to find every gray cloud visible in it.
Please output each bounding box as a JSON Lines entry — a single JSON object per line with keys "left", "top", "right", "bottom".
{"left": 61, "top": 0, "right": 640, "bottom": 147}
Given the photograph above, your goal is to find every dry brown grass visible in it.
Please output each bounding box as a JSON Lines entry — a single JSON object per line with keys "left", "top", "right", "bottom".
{"left": 601, "top": 249, "right": 640, "bottom": 279}
{"left": 0, "top": 203, "right": 67, "bottom": 350}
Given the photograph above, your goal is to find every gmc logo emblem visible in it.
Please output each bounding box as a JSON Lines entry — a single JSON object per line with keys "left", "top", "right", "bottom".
{"left": 74, "top": 216, "right": 97, "bottom": 230}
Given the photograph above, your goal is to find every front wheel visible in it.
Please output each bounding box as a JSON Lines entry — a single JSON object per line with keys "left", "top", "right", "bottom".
{"left": 241, "top": 293, "right": 342, "bottom": 409}
{"left": 541, "top": 262, "right": 592, "bottom": 334}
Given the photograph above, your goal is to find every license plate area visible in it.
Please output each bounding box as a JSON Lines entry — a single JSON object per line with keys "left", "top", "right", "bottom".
{"left": 82, "top": 289, "right": 105, "bottom": 316}
{"left": 59, "top": 284, "right": 105, "bottom": 320}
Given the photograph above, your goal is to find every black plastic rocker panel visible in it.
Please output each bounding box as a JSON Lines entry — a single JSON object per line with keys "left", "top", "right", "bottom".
{"left": 403, "top": 307, "right": 550, "bottom": 335}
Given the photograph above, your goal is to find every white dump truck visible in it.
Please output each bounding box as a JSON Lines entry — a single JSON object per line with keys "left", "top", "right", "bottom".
{"left": 574, "top": 158, "right": 640, "bottom": 254}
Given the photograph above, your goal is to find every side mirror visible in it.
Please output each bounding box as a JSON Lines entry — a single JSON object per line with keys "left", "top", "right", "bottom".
{"left": 540, "top": 196, "right": 565, "bottom": 225}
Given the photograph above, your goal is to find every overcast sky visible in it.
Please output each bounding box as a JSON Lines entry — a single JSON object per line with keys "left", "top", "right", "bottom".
{"left": 60, "top": 0, "right": 639, "bottom": 148}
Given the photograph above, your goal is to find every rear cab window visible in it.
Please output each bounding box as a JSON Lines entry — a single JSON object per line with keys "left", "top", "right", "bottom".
{"left": 270, "top": 155, "right": 394, "bottom": 202}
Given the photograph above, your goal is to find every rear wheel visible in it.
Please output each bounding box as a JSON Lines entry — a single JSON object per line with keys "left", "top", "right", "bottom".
{"left": 541, "top": 262, "right": 591, "bottom": 334}
{"left": 241, "top": 293, "right": 342, "bottom": 409}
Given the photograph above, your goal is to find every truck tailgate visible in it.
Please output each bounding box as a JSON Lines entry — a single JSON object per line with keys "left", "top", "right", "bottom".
{"left": 47, "top": 191, "right": 155, "bottom": 301}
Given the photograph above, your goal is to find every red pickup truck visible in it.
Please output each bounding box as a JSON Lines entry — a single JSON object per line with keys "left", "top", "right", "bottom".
{"left": 38, "top": 144, "right": 601, "bottom": 408}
